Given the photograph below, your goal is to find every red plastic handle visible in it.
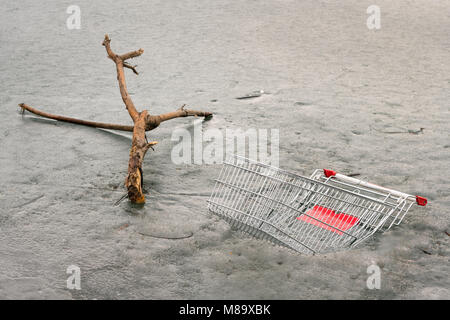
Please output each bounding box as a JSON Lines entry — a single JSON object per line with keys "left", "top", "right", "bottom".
{"left": 323, "top": 169, "right": 337, "bottom": 178}
{"left": 416, "top": 196, "right": 427, "bottom": 206}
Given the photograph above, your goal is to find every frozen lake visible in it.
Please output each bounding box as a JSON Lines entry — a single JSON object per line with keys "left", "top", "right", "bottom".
{"left": 0, "top": 0, "right": 449, "bottom": 299}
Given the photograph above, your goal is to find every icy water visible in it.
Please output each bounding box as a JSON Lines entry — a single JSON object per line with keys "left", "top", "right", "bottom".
{"left": 0, "top": 0, "right": 449, "bottom": 299}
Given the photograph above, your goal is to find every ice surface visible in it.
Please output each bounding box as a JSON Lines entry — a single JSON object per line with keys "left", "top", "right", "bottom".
{"left": 0, "top": 0, "right": 448, "bottom": 299}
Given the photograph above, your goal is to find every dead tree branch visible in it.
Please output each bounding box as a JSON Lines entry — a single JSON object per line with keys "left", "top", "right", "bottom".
{"left": 19, "top": 103, "right": 135, "bottom": 132}
{"left": 19, "top": 34, "right": 213, "bottom": 205}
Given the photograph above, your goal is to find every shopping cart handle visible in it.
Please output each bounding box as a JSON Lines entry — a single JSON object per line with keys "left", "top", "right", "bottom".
{"left": 323, "top": 169, "right": 428, "bottom": 206}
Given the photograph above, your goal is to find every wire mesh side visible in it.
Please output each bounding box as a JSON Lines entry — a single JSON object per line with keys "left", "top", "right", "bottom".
{"left": 207, "top": 155, "right": 315, "bottom": 254}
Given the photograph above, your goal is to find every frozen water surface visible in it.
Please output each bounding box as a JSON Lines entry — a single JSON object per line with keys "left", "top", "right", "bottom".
{"left": 0, "top": 0, "right": 449, "bottom": 299}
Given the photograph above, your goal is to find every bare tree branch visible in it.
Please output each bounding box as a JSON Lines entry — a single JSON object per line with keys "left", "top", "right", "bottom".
{"left": 102, "top": 34, "right": 140, "bottom": 122}
{"left": 145, "top": 105, "right": 213, "bottom": 130}
{"left": 19, "top": 103, "right": 135, "bottom": 132}
{"left": 120, "top": 49, "right": 144, "bottom": 61}
{"left": 19, "top": 34, "right": 213, "bottom": 205}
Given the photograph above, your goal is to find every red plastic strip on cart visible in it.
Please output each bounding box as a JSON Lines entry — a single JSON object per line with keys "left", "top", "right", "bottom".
{"left": 297, "top": 205, "right": 359, "bottom": 235}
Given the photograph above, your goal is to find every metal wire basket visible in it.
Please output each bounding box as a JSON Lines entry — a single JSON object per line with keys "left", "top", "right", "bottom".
{"left": 207, "top": 155, "right": 427, "bottom": 255}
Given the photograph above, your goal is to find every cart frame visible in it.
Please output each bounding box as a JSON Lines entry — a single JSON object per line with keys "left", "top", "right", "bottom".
{"left": 207, "top": 155, "right": 427, "bottom": 254}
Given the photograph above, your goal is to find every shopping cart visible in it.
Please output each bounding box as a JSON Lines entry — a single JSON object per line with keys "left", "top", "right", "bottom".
{"left": 207, "top": 155, "right": 427, "bottom": 254}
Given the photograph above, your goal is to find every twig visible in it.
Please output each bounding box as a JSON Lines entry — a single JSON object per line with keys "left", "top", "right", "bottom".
{"left": 379, "top": 128, "right": 425, "bottom": 135}
{"left": 123, "top": 62, "right": 139, "bottom": 75}
{"left": 114, "top": 192, "right": 129, "bottom": 206}
{"left": 348, "top": 173, "right": 361, "bottom": 177}
{"left": 138, "top": 231, "right": 194, "bottom": 240}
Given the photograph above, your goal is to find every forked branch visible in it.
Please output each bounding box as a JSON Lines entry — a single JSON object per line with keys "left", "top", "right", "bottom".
{"left": 18, "top": 34, "right": 213, "bottom": 205}
{"left": 102, "top": 34, "right": 142, "bottom": 122}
